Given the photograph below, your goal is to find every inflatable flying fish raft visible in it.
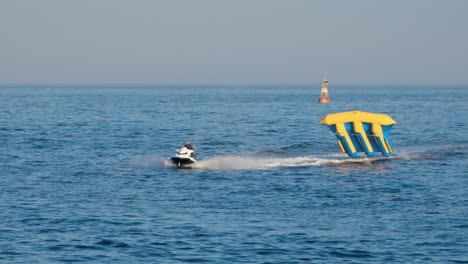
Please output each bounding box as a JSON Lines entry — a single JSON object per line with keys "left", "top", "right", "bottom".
{"left": 320, "top": 111, "right": 396, "bottom": 158}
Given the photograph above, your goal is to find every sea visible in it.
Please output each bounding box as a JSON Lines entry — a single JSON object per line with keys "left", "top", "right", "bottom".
{"left": 0, "top": 84, "right": 467, "bottom": 263}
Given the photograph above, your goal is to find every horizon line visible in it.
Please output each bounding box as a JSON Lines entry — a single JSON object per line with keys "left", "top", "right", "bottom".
{"left": 1, "top": 83, "right": 467, "bottom": 87}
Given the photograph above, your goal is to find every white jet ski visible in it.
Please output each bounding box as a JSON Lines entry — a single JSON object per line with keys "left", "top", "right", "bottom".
{"left": 170, "top": 146, "right": 197, "bottom": 169}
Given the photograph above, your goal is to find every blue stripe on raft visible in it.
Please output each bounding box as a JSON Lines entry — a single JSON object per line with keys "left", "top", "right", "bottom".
{"left": 370, "top": 135, "right": 381, "bottom": 152}
{"left": 382, "top": 125, "right": 394, "bottom": 141}
{"left": 376, "top": 137, "right": 391, "bottom": 157}
{"left": 344, "top": 123, "right": 363, "bottom": 153}
{"left": 356, "top": 133, "right": 375, "bottom": 157}
{"left": 338, "top": 135, "right": 358, "bottom": 157}
{"left": 363, "top": 123, "right": 380, "bottom": 153}
{"left": 385, "top": 139, "right": 394, "bottom": 152}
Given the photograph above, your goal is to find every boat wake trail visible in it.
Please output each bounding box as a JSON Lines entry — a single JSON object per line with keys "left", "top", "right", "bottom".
{"left": 127, "top": 154, "right": 379, "bottom": 171}
{"left": 128, "top": 144, "right": 466, "bottom": 171}
{"left": 128, "top": 155, "right": 174, "bottom": 169}
{"left": 192, "top": 145, "right": 465, "bottom": 171}
{"left": 392, "top": 144, "right": 467, "bottom": 160}
{"left": 191, "top": 154, "right": 389, "bottom": 170}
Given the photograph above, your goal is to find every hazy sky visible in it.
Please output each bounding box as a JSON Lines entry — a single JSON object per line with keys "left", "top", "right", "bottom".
{"left": 1, "top": 0, "right": 467, "bottom": 84}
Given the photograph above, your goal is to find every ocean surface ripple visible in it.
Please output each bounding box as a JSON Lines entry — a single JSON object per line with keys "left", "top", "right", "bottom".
{"left": 1, "top": 85, "right": 467, "bottom": 263}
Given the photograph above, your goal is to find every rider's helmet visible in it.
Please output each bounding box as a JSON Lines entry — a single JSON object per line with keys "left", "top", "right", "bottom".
{"left": 184, "top": 141, "right": 190, "bottom": 147}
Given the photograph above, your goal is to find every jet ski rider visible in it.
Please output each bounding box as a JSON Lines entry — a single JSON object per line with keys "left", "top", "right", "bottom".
{"left": 184, "top": 141, "right": 196, "bottom": 159}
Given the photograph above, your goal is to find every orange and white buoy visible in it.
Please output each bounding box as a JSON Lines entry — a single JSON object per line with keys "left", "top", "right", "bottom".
{"left": 318, "top": 77, "right": 331, "bottom": 103}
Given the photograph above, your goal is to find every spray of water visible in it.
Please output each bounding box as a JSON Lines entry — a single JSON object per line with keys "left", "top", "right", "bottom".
{"left": 128, "top": 154, "right": 390, "bottom": 171}
{"left": 128, "top": 144, "right": 466, "bottom": 171}
{"left": 128, "top": 155, "right": 173, "bottom": 169}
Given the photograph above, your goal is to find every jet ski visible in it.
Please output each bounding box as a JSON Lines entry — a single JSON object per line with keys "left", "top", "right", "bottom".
{"left": 170, "top": 146, "right": 197, "bottom": 169}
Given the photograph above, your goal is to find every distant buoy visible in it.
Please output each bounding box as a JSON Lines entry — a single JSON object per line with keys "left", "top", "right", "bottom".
{"left": 318, "top": 77, "right": 330, "bottom": 103}
{"left": 319, "top": 97, "right": 331, "bottom": 103}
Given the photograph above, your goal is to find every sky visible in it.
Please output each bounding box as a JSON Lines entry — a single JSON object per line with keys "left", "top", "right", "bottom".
{"left": 0, "top": 0, "right": 467, "bottom": 85}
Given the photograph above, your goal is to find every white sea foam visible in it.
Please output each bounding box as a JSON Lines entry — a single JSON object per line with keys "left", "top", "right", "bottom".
{"left": 191, "top": 154, "right": 388, "bottom": 170}
{"left": 128, "top": 155, "right": 173, "bottom": 169}
{"left": 129, "top": 144, "right": 466, "bottom": 171}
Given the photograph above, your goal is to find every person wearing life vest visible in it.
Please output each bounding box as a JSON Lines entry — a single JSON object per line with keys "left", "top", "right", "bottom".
{"left": 184, "top": 141, "right": 196, "bottom": 158}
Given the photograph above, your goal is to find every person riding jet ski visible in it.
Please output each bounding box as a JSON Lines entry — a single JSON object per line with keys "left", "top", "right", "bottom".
{"left": 184, "top": 141, "right": 196, "bottom": 159}
{"left": 170, "top": 141, "right": 196, "bottom": 168}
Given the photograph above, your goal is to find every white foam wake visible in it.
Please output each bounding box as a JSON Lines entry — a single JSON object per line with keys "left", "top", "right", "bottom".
{"left": 128, "top": 144, "right": 465, "bottom": 171}
{"left": 128, "top": 154, "right": 380, "bottom": 171}
{"left": 191, "top": 154, "right": 387, "bottom": 170}
{"left": 128, "top": 155, "right": 174, "bottom": 169}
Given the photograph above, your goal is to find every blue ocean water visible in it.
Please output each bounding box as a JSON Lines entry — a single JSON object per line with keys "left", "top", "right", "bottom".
{"left": 0, "top": 84, "right": 467, "bottom": 263}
